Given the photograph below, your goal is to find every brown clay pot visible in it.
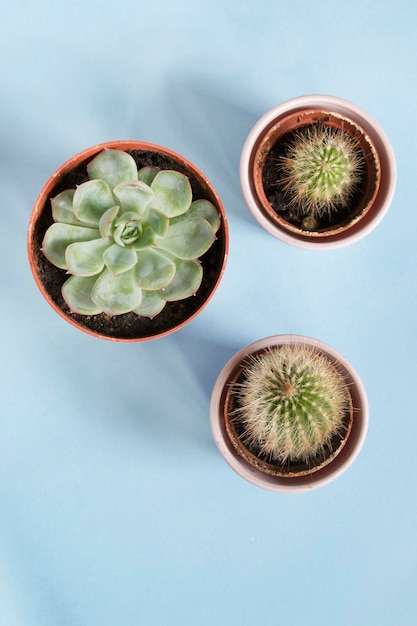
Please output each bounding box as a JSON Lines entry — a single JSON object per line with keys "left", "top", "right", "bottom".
{"left": 210, "top": 335, "right": 368, "bottom": 492}
{"left": 240, "top": 95, "right": 396, "bottom": 250}
{"left": 28, "top": 140, "right": 229, "bottom": 342}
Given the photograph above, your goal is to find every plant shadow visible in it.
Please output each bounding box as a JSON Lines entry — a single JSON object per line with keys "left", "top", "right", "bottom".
{"left": 161, "top": 73, "right": 265, "bottom": 219}
{"left": 172, "top": 328, "right": 242, "bottom": 400}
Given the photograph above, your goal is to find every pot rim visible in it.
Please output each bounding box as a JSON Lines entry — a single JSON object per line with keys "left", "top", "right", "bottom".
{"left": 28, "top": 140, "right": 229, "bottom": 342}
{"left": 210, "top": 334, "right": 369, "bottom": 492}
{"left": 240, "top": 95, "right": 396, "bottom": 250}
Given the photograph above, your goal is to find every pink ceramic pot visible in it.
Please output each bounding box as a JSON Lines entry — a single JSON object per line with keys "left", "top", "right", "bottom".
{"left": 210, "top": 335, "right": 369, "bottom": 492}
{"left": 240, "top": 95, "right": 396, "bottom": 250}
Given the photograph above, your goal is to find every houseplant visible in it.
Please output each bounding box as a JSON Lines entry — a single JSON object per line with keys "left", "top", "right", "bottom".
{"left": 210, "top": 335, "right": 368, "bottom": 492}
{"left": 240, "top": 95, "right": 396, "bottom": 249}
{"left": 28, "top": 141, "right": 228, "bottom": 341}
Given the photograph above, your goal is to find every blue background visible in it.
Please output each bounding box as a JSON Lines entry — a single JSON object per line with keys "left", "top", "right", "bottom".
{"left": 1, "top": 1, "right": 416, "bottom": 624}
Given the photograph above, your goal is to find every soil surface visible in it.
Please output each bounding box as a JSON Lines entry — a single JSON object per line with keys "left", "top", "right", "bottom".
{"left": 32, "top": 149, "right": 227, "bottom": 340}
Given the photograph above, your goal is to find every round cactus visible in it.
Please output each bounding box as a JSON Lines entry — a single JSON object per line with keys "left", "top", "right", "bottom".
{"left": 42, "top": 149, "right": 220, "bottom": 318}
{"left": 234, "top": 345, "right": 350, "bottom": 464}
{"left": 279, "top": 124, "right": 364, "bottom": 219}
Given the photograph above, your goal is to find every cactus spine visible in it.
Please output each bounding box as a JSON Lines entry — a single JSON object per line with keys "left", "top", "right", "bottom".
{"left": 235, "top": 345, "right": 349, "bottom": 464}
{"left": 279, "top": 124, "right": 364, "bottom": 219}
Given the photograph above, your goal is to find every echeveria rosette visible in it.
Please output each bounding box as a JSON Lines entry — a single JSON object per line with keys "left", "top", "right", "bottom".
{"left": 42, "top": 149, "right": 220, "bottom": 317}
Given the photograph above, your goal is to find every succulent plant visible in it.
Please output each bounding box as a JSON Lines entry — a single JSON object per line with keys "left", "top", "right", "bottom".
{"left": 233, "top": 345, "right": 350, "bottom": 464}
{"left": 42, "top": 149, "right": 220, "bottom": 317}
{"left": 279, "top": 124, "right": 364, "bottom": 222}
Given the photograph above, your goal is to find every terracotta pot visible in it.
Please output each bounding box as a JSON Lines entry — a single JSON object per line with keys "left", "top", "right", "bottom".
{"left": 210, "top": 335, "right": 368, "bottom": 492}
{"left": 240, "top": 95, "right": 396, "bottom": 249}
{"left": 28, "top": 141, "right": 229, "bottom": 342}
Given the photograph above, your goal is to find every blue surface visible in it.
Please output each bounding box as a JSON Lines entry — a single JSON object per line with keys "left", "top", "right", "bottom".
{"left": 1, "top": 1, "right": 416, "bottom": 624}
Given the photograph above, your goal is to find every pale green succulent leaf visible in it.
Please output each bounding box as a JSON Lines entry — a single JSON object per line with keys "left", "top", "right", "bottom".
{"left": 91, "top": 268, "right": 142, "bottom": 315}
{"left": 131, "top": 225, "right": 155, "bottom": 250}
{"left": 104, "top": 243, "right": 138, "bottom": 275}
{"left": 135, "top": 249, "right": 176, "bottom": 290}
{"left": 114, "top": 211, "right": 143, "bottom": 226}
{"left": 134, "top": 290, "right": 166, "bottom": 318}
{"left": 99, "top": 206, "right": 120, "bottom": 238}
{"left": 87, "top": 149, "right": 138, "bottom": 188}
{"left": 147, "top": 208, "right": 169, "bottom": 237}
{"left": 159, "top": 258, "right": 202, "bottom": 301}
{"left": 73, "top": 179, "right": 115, "bottom": 226}
{"left": 171, "top": 199, "right": 220, "bottom": 233}
{"left": 138, "top": 166, "right": 160, "bottom": 186}
{"left": 61, "top": 274, "right": 103, "bottom": 314}
{"left": 150, "top": 170, "right": 192, "bottom": 217}
{"left": 113, "top": 181, "right": 154, "bottom": 216}
{"left": 66, "top": 238, "right": 111, "bottom": 276}
{"left": 156, "top": 216, "right": 215, "bottom": 260}
{"left": 42, "top": 223, "right": 100, "bottom": 270}
{"left": 51, "top": 189, "right": 85, "bottom": 226}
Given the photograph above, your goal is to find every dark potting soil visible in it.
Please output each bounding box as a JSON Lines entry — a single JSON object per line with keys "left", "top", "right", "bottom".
{"left": 262, "top": 125, "right": 368, "bottom": 231}
{"left": 33, "top": 149, "right": 227, "bottom": 340}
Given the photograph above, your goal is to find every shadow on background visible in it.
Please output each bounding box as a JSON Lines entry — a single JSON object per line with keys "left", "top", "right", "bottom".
{"left": 173, "top": 328, "right": 242, "bottom": 400}
{"left": 161, "top": 73, "right": 265, "bottom": 217}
